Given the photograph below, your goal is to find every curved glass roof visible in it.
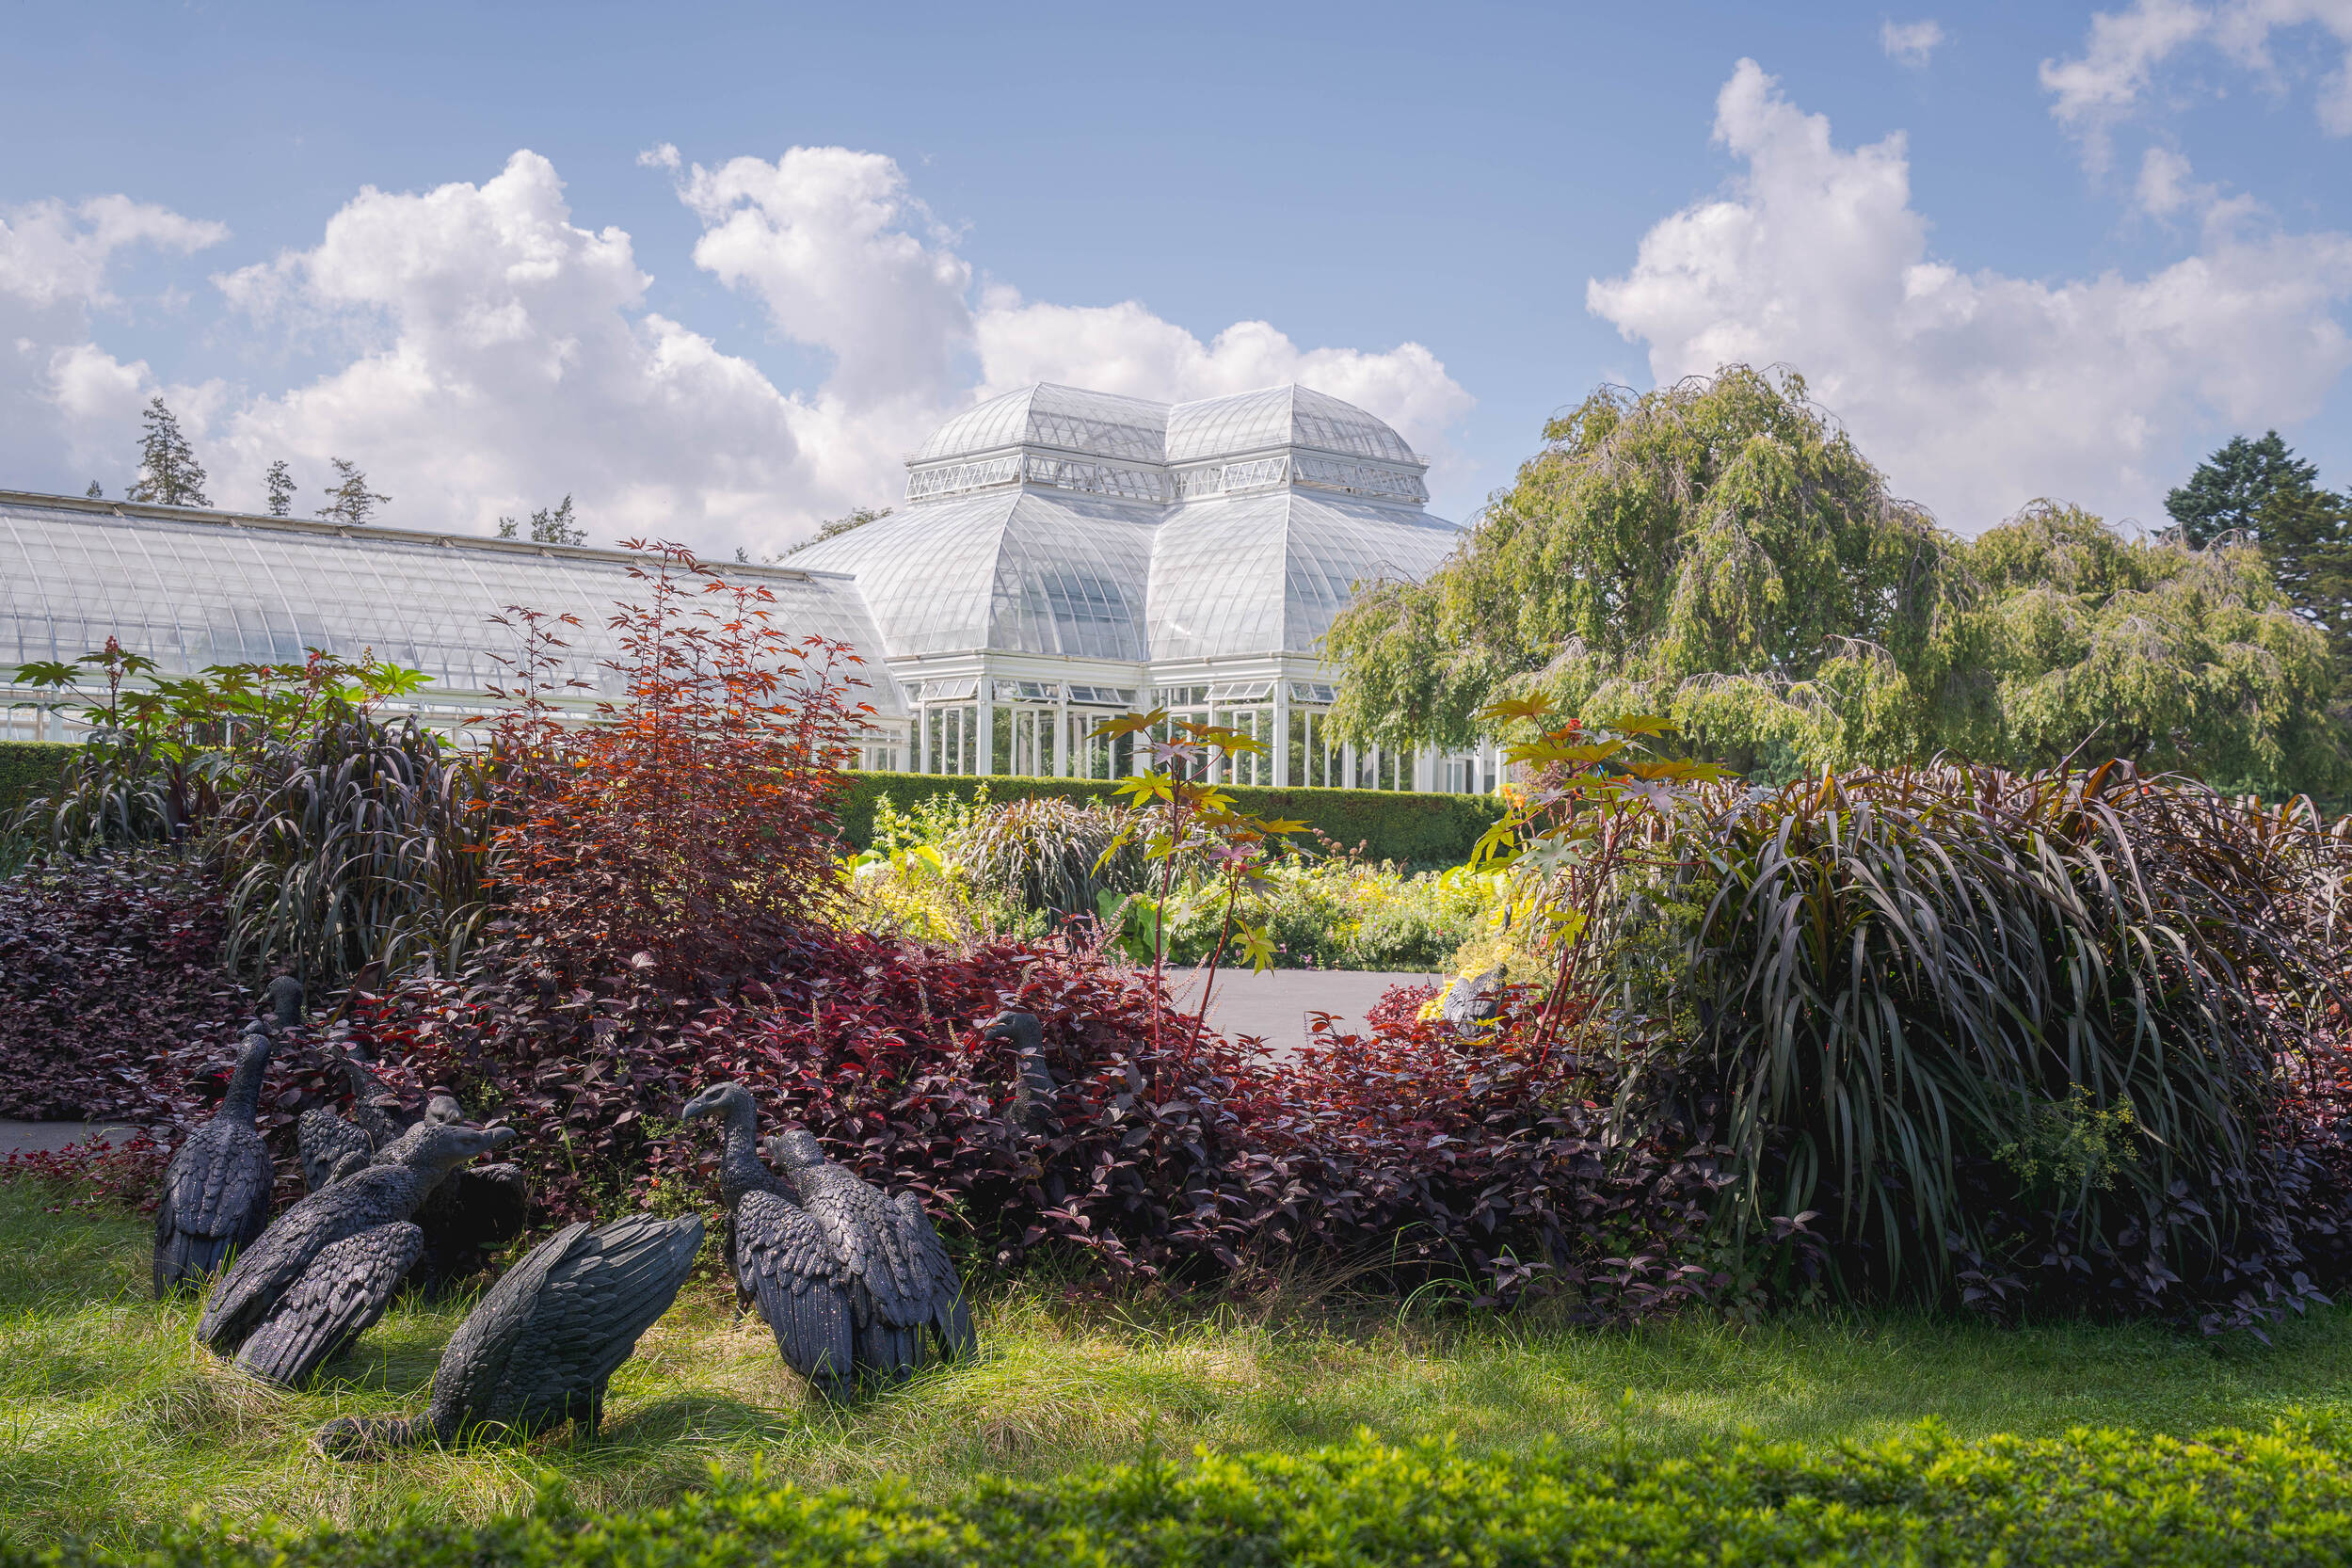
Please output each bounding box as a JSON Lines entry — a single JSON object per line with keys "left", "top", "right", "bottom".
{"left": 1164, "top": 385, "right": 1422, "bottom": 466}
{"left": 790, "top": 488, "right": 1155, "bottom": 661}
{"left": 913, "top": 383, "right": 1169, "bottom": 466}
{"left": 0, "top": 493, "right": 904, "bottom": 717}
{"left": 1148, "top": 489, "right": 1462, "bottom": 661}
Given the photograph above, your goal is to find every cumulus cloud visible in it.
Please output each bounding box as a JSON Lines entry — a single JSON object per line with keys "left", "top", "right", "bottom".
{"left": 211, "top": 151, "right": 808, "bottom": 547}
{"left": 2043, "top": 0, "right": 2352, "bottom": 158}
{"left": 0, "top": 195, "right": 228, "bottom": 488}
{"left": 1880, "top": 19, "right": 1948, "bottom": 67}
{"left": 1587, "top": 58, "right": 2352, "bottom": 533}
{"left": 662, "top": 147, "right": 1472, "bottom": 517}
{"left": 0, "top": 195, "right": 226, "bottom": 310}
{"left": 5, "top": 144, "right": 1470, "bottom": 556}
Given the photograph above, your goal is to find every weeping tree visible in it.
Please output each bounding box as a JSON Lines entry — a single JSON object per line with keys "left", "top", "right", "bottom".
{"left": 1331, "top": 364, "right": 2344, "bottom": 797}
{"left": 1964, "top": 503, "right": 2343, "bottom": 793}
{"left": 1326, "top": 366, "right": 1979, "bottom": 778}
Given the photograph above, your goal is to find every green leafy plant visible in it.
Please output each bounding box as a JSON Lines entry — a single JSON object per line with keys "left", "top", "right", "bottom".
{"left": 1093, "top": 711, "right": 1306, "bottom": 1055}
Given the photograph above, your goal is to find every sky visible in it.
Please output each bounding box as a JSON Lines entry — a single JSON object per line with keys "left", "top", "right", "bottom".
{"left": 3, "top": 0, "right": 2349, "bottom": 558}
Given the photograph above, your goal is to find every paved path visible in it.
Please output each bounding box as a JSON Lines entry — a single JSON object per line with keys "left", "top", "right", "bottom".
{"left": 1164, "top": 966, "right": 1443, "bottom": 1055}
{"left": 0, "top": 1119, "right": 142, "bottom": 1158}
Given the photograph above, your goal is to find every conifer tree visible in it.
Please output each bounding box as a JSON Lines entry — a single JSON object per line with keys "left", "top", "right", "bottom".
{"left": 264, "top": 460, "right": 296, "bottom": 518}
{"left": 313, "top": 458, "right": 389, "bottom": 525}
{"left": 125, "top": 396, "right": 210, "bottom": 508}
{"left": 85, "top": 481, "right": 102, "bottom": 499}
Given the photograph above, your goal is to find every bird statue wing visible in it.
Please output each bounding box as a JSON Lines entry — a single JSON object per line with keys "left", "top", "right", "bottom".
{"left": 170, "top": 1123, "right": 275, "bottom": 1240}
{"left": 492, "top": 1215, "right": 704, "bottom": 1417}
{"left": 804, "top": 1168, "right": 934, "bottom": 1329}
{"left": 198, "top": 1193, "right": 344, "bottom": 1352}
{"left": 234, "top": 1222, "right": 423, "bottom": 1386}
{"left": 428, "top": 1221, "right": 590, "bottom": 1425}
{"left": 298, "top": 1109, "right": 374, "bottom": 1192}
{"left": 889, "top": 1190, "right": 976, "bottom": 1359}
{"left": 736, "top": 1190, "right": 855, "bottom": 1394}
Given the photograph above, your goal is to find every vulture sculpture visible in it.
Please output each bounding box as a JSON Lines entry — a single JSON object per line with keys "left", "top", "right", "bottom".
{"left": 296, "top": 1049, "right": 404, "bottom": 1192}
{"left": 314, "top": 1213, "right": 703, "bottom": 1457}
{"left": 264, "top": 972, "right": 305, "bottom": 1029}
{"left": 681, "top": 1083, "right": 973, "bottom": 1396}
{"left": 152, "top": 1025, "right": 277, "bottom": 1296}
{"left": 196, "top": 1121, "right": 515, "bottom": 1386}
{"left": 982, "top": 1010, "right": 1059, "bottom": 1133}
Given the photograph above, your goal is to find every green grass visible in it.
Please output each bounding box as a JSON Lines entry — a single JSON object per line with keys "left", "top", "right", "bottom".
{"left": 8, "top": 1178, "right": 2352, "bottom": 1550}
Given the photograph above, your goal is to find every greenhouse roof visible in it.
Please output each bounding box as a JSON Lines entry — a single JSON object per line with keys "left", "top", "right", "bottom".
{"left": 0, "top": 492, "right": 905, "bottom": 717}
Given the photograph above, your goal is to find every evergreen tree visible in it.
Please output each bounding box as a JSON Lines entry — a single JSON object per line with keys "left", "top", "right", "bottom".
{"left": 124, "top": 396, "right": 210, "bottom": 508}
{"left": 84, "top": 481, "right": 102, "bottom": 499}
{"left": 495, "top": 495, "right": 585, "bottom": 544}
{"left": 264, "top": 460, "right": 296, "bottom": 518}
{"left": 313, "top": 458, "right": 389, "bottom": 525}
{"left": 2168, "top": 431, "right": 2352, "bottom": 712}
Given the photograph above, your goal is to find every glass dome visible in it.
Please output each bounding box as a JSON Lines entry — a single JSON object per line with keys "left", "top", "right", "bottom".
{"left": 912, "top": 383, "right": 1169, "bottom": 466}
{"left": 1164, "top": 385, "right": 1423, "bottom": 466}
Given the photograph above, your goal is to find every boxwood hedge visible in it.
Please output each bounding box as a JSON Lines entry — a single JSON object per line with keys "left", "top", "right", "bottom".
{"left": 839, "top": 769, "right": 1502, "bottom": 867}
{"left": 19, "top": 1421, "right": 2352, "bottom": 1566}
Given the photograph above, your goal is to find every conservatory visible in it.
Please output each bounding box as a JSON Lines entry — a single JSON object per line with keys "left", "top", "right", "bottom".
{"left": 0, "top": 380, "right": 1496, "bottom": 793}
{"left": 791, "top": 382, "right": 1496, "bottom": 792}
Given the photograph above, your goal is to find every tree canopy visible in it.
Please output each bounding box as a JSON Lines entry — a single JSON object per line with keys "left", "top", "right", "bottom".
{"left": 1327, "top": 365, "right": 2345, "bottom": 797}
{"left": 313, "top": 458, "right": 389, "bottom": 526}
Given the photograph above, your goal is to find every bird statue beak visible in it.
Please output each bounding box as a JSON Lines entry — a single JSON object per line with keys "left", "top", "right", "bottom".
{"left": 485, "top": 1127, "right": 519, "bottom": 1150}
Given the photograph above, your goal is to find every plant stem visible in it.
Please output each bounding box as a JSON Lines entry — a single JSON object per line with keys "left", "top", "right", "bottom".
{"left": 1192, "top": 867, "right": 1242, "bottom": 1060}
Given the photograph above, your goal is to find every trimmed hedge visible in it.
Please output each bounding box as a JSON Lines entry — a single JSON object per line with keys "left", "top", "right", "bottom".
{"left": 21, "top": 1422, "right": 2352, "bottom": 1566}
{"left": 839, "top": 769, "right": 1503, "bottom": 865}
{"left": 0, "top": 740, "right": 71, "bottom": 818}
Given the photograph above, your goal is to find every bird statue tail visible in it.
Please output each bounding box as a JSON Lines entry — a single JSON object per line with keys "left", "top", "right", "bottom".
{"left": 314, "top": 1413, "right": 434, "bottom": 1459}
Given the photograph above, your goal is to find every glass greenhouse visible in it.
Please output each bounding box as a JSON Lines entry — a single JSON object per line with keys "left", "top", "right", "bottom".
{"left": 794, "top": 382, "right": 1496, "bottom": 792}
{"left": 1, "top": 381, "right": 1496, "bottom": 792}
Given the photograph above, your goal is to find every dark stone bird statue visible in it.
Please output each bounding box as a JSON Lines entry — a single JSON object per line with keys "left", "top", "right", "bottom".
{"left": 982, "top": 1010, "right": 1058, "bottom": 1133}
{"left": 296, "top": 1049, "right": 405, "bottom": 1192}
{"left": 196, "top": 1120, "right": 515, "bottom": 1385}
{"left": 314, "top": 1213, "right": 703, "bottom": 1457}
{"left": 152, "top": 1024, "right": 277, "bottom": 1297}
{"left": 264, "top": 972, "right": 305, "bottom": 1029}
{"left": 680, "top": 1081, "right": 974, "bottom": 1395}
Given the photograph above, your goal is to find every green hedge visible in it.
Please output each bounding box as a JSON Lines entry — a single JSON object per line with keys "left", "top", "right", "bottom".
{"left": 21, "top": 1423, "right": 2352, "bottom": 1566}
{"left": 839, "top": 770, "right": 1503, "bottom": 866}
{"left": 0, "top": 740, "right": 72, "bottom": 818}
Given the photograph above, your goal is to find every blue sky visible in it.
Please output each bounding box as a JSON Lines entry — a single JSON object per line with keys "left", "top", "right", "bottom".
{"left": 4, "top": 1, "right": 2348, "bottom": 553}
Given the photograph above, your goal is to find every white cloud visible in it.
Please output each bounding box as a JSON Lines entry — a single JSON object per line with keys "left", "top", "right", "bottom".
{"left": 1588, "top": 58, "right": 2352, "bottom": 533}
{"left": 968, "top": 297, "right": 1474, "bottom": 461}
{"left": 0, "top": 195, "right": 226, "bottom": 310}
{"left": 664, "top": 147, "right": 1472, "bottom": 516}
{"left": 212, "top": 151, "right": 810, "bottom": 547}
{"left": 1880, "top": 19, "right": 1947, "bottom": 67}
{"left": 0, "top": 195, "right": 228, "bottom": 489}
{"left": 6, "top": 146, "right": 1471, "bottom": 557}
{"left": 2135, "top": 145, "right": 2207, "bottom": 214}
{"left": 2042, "top": 0, "right": 2352, "bottom": 154}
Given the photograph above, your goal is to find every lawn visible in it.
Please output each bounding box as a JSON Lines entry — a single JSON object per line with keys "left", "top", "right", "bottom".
{"left": 7, "top": 1180, "right": 2352, "bottom": 1551}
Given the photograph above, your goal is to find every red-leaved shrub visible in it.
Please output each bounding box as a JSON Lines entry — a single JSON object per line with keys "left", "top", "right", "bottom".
{"left": 0, "top": 854, "right": 238, "bottom": 1121}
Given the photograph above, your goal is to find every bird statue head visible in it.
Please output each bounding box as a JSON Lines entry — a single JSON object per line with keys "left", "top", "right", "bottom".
{"left": 980, "top": 1010, "right": 1045, "bottom": 1054}
{"left": 401, "top": 1122, "right": 517, "bottom": 1176}
{"left": 763, "top": 1129, "right": 826, "bottom": 1170}
{"left": 422, "top": 1095, "right": 466, "bottom": 1127}
{"left": 264, "top": 973, "right": 304, "bottom": 1028}
{"left": 680, "top": 1083, "right": 754, "bottom": 1125}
